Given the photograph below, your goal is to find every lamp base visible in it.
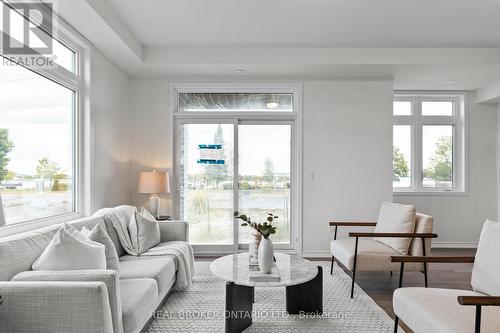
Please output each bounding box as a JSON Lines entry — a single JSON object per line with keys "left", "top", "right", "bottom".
{"left": 149, "top": 194, "right": 160, "bottom": 218}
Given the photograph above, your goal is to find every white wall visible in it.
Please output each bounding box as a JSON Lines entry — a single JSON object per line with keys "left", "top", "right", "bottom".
{"left": 302, "top": 81, "right": 394, "bottom": 256}
{"left": 129, "top": 80, "right": 174, "bottom": 216}
{"left": 90, "top": 50, "right": 132, "bottom": 211}
{"left": 395, "top": 95, "right": 498, "bottom": 247}
{"left": 128, "top": 79, "right": 394, "bottom": 255}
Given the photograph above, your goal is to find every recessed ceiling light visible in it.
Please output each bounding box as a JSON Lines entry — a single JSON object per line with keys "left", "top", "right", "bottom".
{"left": 233, "top": 69, "right": 247, "bottom": 75}
{"left": 441, "top": 80, "right": 455, "bottom": 85}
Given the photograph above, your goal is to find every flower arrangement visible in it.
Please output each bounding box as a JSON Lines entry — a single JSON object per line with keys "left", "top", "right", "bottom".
{"left": 233, "top": 211, "right": 278, "bottom": 239}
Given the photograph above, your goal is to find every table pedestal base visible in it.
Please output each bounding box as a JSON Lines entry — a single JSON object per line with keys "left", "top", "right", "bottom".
{"left": 224, "top": 266, "right": 323, "bottom": 333}
{"left": 286, "top": 266, "right": 323, "bottom": 314}
{"left": 225, "top": 282, "right": 254, "bottom": 333}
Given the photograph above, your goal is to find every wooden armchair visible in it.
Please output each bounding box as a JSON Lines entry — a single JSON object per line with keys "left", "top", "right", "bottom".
{"left": 392, "top": 219, "right": 500, "bottom": 333}
{"left": 329, "top": 202, "right": 436, "bottom": 298}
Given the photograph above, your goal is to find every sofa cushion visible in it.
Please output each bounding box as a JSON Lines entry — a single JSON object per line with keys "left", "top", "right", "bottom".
{"left": 471, "top": 219, "right": 500, "bottom": 296}
{"left": 119, "top": 257, "right": 176, "bottom": 296}
{"left": 374, "top": 202, "right": 416, "bottom": 254}
{"left": 82, "top": 225, "right": 120, "bottom": 271}
{"left": 393, "top": 287, "right": 500, "bottom": 333}
{"left": 32, "top": 227, "right": 106, "bottom": 271}
{"left": 332, "top": 238, "right": 403, "bottom": 271}
{"left": 119, "top": 241, "right": 185, "bottom": 271}
{"left": 120, "top": 278, "right": 158, "bottom": 333}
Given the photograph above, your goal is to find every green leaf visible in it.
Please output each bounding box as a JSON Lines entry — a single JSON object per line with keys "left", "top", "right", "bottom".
{"left": 241, "top": 223, "right": 248, "bottom": 226}
{"left": 240, "top": 215, "right": 248, "bottom": 222}
{"left": 267, "top": 216, "right": 273, "bottom": 222}
{"left": 234, "top": 211, "right": 239, "bottom": 216}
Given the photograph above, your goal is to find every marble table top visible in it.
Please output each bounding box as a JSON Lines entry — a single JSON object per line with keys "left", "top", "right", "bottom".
{"left": 210, "top": 252, "right": 318, "bottom": 287}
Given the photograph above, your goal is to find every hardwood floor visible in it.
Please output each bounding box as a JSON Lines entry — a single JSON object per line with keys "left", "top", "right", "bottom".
{"left": 197, "top": 248, "right": 476, "bottom": 332}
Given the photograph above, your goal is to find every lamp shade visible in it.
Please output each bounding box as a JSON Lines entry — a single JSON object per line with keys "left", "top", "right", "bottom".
{"left": 138, "top": 171, "right": 170, "bottom": 194}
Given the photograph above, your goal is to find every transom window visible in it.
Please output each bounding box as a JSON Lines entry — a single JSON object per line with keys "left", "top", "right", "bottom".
{"left": 393, "top": 93, "right": 466, "bottom": 193}
{"left": 178, "top": 93, "right": 294, "bottom": 112}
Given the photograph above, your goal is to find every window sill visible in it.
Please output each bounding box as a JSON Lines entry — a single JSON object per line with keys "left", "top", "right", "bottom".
{"left": 393, "top": 190, "right": 467, "bottom": 197}
{"left": 0, "top": 212, "right": 82, "bottom": 238}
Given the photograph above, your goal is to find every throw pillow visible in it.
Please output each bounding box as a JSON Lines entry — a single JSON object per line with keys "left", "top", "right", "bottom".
{"left": 471, "top": 219, "right": 500, "bottom": 296}
{"left": 32, "top": 227, "right": 106, "bottom": 271}
{"left": 128, "top": 210, "right": 161, "bottom": 255}
{"left": 374, "top": 202, "right": 416, "bottom": 254}
{"left": 81, "top": 225, "right": 120, "bottom": 271}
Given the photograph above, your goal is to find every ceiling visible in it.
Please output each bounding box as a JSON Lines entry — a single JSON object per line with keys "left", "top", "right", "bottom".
{"left": 105, "top": 0, "right": 500, "bottom": 48}
{"left": 53, "top": 0, "right": 500, "bottom": 98}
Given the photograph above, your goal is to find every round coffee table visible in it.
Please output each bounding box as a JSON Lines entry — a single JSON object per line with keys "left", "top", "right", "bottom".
{"left": 210, "top": 252, "right": 323, "bottom": 333}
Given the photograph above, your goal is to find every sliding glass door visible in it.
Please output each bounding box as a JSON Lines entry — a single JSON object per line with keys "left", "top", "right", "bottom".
{"left": 177, "top": 120, "right": 293, "bottom": 251}
{"left": 238, "top": 123, "right": 292, "bottom": 245}
{"left": 177, "top": 121, "right": 236, "bottom": 247}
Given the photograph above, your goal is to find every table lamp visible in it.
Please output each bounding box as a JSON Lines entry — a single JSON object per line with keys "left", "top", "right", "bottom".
{"left": 137, "top": 170, "right": 170, "bottom": 218}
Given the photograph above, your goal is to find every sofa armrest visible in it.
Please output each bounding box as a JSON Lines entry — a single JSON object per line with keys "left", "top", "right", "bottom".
{"left": 0, "top": 281, "right": 114, "bottom": 333}
{"left": 11, "top": 270, "right": 123, "bottom": 333}
{"left": 350, "top": 232, "right": 438, "bottom": 238}
{"left": 158, "top": 221, "right": 189, "bottom": 242}
{"left": 391, "top": 256, "right": 475, "bottom": 263}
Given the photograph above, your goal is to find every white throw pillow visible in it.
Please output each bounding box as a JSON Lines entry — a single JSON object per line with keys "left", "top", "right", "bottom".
{"left": 62, "top": 222, "right": 87, "bottom": 241}
{"left": 33, "top": 227, "right": 106, "bottom": 271}
{"left": 128, "top": 210, "right": 161, "bottom": 255}
{"left": 81, "top": 225, "right": 120, "bottom": 271}
{"left": 471, "top": 219, "right": 500, "bottom": 296}
{"left": 374, "top": 202, "right": 416, "bottom": 254}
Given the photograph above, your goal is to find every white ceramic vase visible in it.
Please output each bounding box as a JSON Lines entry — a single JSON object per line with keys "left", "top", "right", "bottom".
{"left": 258, "top": 237, "right": 274, "bottom": 273}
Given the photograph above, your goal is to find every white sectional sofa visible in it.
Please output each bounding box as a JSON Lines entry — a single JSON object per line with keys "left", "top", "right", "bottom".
{"left": 0, "top": 206, "right": 189, "bottom": 333}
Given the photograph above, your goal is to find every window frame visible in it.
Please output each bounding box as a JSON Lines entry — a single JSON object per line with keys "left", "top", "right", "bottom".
{"left": 170, "top": 83, "right": 303, "bottom": 255}
{"left": 0, "top": 1, "right": 90, "bottom": 235}
{"left": 393, "top": 92, "right": 468, "bottom": 196}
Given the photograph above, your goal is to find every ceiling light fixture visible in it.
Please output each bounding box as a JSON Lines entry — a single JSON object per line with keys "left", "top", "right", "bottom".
{"left": 233, "top": 69, "right": 247, "bottom": 75}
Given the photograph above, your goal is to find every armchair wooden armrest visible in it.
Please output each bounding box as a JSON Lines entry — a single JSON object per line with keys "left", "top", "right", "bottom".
{"left": 391, "top": 256, "right": 474, "bottom": 263}
{"left": 458, "top": 296, "right": 500, "bottom": 306}
{"left": 329, "top": 221, "right": 377, "bottom": 241}
{"left": 457, "top": 296, "right": 500, "bottom": 333}
{"left": 349, "top": 232, "right": 438, "bottom": 238}
{"left": 329, "top": 221, "right": 377, "bottom": 227}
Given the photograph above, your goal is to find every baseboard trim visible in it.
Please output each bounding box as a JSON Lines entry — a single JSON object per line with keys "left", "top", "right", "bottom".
{"left": 301, "top": 251, "right": 331, "bottom": 259}
{"left": 432, "top": 242, "right": 478, "bottom": 249}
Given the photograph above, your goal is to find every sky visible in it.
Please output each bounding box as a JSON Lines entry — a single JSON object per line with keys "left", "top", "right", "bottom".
{"left": 0, "top": 62, "right": 73, "bottom": 176}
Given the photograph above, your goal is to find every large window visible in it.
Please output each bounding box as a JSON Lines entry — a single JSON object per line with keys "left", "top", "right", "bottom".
{"left": 174, "top": 86, "right": 301, "bottom": 253}
{"left": 0, "top": 2, "right": 82, "bottom": 226}
{"left": 393, "top": 94, "right": 466, "bottom": 193}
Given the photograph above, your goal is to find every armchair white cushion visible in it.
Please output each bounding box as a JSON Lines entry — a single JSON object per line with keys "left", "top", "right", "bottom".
{"left": 374, "top": 202, "right": 416, "bottom": 254}
{"left": 471, "top": 219, "right": 500, "bottom": 296}
{"left": 394, "top": 287, "right": 500, "bottom": 333}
